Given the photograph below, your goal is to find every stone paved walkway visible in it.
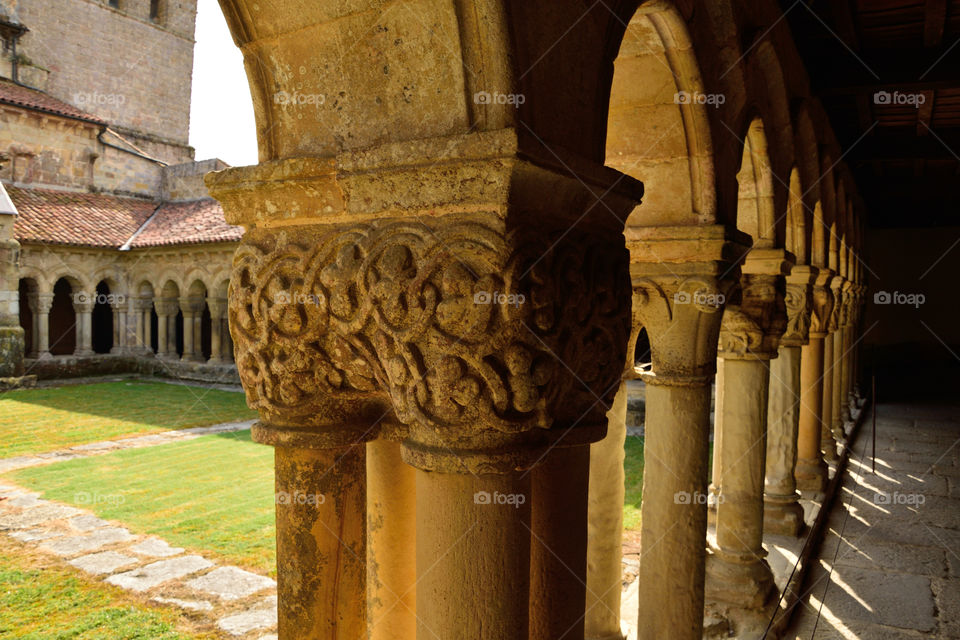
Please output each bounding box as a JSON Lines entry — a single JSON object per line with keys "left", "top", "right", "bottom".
{"left": 0, "top": 481, "right": 277, "bottom": 638}
{"left": 787, "top": 401, "right": 960, "bottom": 639}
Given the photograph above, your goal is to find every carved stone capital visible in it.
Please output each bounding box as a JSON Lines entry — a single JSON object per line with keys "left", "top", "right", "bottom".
{"left": 627, "top": 224, "right": 749, "bottom": 381}
{"left": 154, "top": 298, "right": 179, "bottom": 317}
{"left": 206, "top": 297, "right": 227, "bottom": 319}
{"left": 809, "top": 269, "right": 835, "bottom": 338}
{"left": 72, "top": 292, "right": 94, "bottom": 314}
{"left": 28, "top": 292, "right": 54, "bottom": 315}
{"left": 718, "top": 249, "right": 793, "bottom": 360}
{"left": 179, "top": 296, "right": 205, "bottom": 316}
{"left": 209, "top": 132, "right": 643, "bottom": 473}
{"left": 781, "top": 265, "right": 816, "bottom": 347}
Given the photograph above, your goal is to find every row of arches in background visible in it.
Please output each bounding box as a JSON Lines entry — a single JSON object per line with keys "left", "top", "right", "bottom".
{"left": 16, "top": 275, "right": 232, "bottom": 363}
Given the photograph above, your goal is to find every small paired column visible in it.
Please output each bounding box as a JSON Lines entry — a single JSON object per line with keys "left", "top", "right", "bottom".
{"left": 794, "top": 269, "right": 834, "bottom": 492}
{"left": 763, "top": 266, "right": 814, "bottom": 536}
{"left": 73, "top": 294, "right": 94, "bottom": 356}
{"left": 179, "top": 297, "right": 204, "bottom": 362}
{"left": 221, "top": 318, "right": 234, "bottom": 363}
{"left": 110, "top": 301, "right": 126, "bottom": 354}
{"left": 706, "top": 249, "right": 792, "bottom": 630}
{"left": 629, "top": 225, "right": 748, "bottom": 640}
{"left": 154, "top": 298, "right": 177, "bottom": 359}
{"left": 207, "top": 297, "right": 225, "bottom": 364}
{"left": 28, "top": 292, "right": 53, "bottom": 358}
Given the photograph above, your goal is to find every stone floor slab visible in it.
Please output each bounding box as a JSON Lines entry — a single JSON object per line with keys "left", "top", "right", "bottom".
{"left": 69, "top": 514, "right": 110, "bottom": 532}
{"left": 68, "top": 550, "right": 138, "bottom": 575}
{"left": 932, "top": 577, "right": 960, "bottom": 637}
{"left": 7, "top": 494, "right": 42, "bottom": 508}
{"left": 185, "top": 566, "right": 276, "bottom": 601}
{"left": 130, "top": 538, "right": 184, "bottom": 557}
{"left": 8, "top": 528, "right": 63, "bottom": 542}
{"left": 152, "top": 596, "right": 214, "bottom": 612}
{"left": 216, "top": 596, "right": 277, "bottom": 636}
{"left": 0, "top": 503, "right": 82, "bottom": 529}
{"left": 106, "top": 555, "right": 213, "bottom": 592}
{"left": 41, "top": 527, "right": 134, "bottom": 556}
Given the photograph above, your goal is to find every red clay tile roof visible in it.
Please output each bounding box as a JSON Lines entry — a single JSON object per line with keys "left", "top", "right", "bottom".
{"left": 9, "top": 185, "right": 157, "bottom": 247}
{"left": 7, "top": 185, "right": 242, "bottom": 249}
{"left": 0, "top": 79, "right": 106, "bottom": 125}
{"left": 128, "top": 199, "right": 243, "bottom": 248}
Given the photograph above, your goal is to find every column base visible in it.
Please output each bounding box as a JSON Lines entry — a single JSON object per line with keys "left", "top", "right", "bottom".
{"left": 763, "top": 492, "right": 804, "bottom": 536}
{"left": 74, "top": 349, "right": 94, "bottom": 356}
{"left": 705, "top": 550, "right": 776, "bottom": 610}
{"left": 794, "top": 458, "right": 828, "bottom": 493}
{"left": 36, "top": 351, "right": 52, "bottom": 360}
{"left": 207, "top": 357, "right": 223, "bottom": 365}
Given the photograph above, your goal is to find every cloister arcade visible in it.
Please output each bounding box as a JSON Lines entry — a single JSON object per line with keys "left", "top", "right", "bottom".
{"left": 182, "top": 0, "right": 869, "bottom": 638}
{"left": 14, "top": 249, "right": 235, "bottom": 366}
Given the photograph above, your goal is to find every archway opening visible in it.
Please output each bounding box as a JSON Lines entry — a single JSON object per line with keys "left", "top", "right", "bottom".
{"left": 92, "top": 281, "right": 113, "bottom": 354}
{"left": 49, "top": 278, "right": 77, "bottom": 356}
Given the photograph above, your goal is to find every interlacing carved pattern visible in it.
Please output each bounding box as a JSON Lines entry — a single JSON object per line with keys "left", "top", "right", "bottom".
{"left": 229, "top": 219, "right": 630, "bottom": 433}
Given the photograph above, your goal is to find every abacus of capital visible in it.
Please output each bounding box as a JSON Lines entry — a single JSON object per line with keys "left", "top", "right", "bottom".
{"left": 207, "top": 130, "right": 644, "bottom": 640}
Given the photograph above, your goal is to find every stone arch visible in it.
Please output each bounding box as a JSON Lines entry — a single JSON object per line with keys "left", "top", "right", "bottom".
{"left": 735, "top": 116, "right": 777, "bottom": 248}
{"left": 606, "top": 0, "right": 717, "bottom": 226}
{"left": 91, "top": 279, "right": 115, "bottom": 354}
{"left": 785, "top": 166, "right": 806, "bottom": 264}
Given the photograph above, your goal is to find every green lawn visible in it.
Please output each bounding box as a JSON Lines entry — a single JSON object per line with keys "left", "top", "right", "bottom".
{"left": 623, "top": 436, "right": 644, "bottom": 530}
{"left": 9, "top": 429, "right": 276, "bottom": 576}
{"left": 0, "top": 381, "right": 257, "bottom": 458}
{"left": 0, "top": 539, "right": 214, "bottom": 640}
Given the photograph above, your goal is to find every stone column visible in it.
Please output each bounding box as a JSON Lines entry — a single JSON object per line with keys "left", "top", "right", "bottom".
{"left": 706, "top": 249, "right": 792, "bottom": 633}
{"left": 839, "top": 279, "right": 854, "bottom": 426}
{"left": 110, "top": 303, "right": 124, "bottom": 354}
{"left": 207, "top": 134, "right": 643, "bottom": 640}
{"left": 794, "top": 269, "right": 833, "bottom": 492}
{"left": 821, "top": 276, "right": 842, "bottom": 461}
{"left": 207, "top": 297, "right": 224, "bottom": 365}
{"left": 763, "top": 266, "right": 814, "bottom": 536}
{"left": 0, "top": 206, "right": 25, "bottom": 377}
{"left": 73, "top": 294, "right": 94, "bottom": 356}
{"left": 32, "top": 292, "right": 53, "bottom": 358}
{"left": 585, "top": 381, "right": 627, "bottom": 640}
{"left": 192, "top": 311, "right": 203, "bottom": 362}
{"left": 155, "top": 300, "right": 170, "bottom": 358}
{"left": 134, "top": 300, "right": 147, "bottom": 352}
{"left": 367, "top": 436, "right": 416, "bottom": 640}
{"left": 629, "top": 225, "right": 748, "bottom": 640}
{"left": 179, "top": 298, "right": 195, "bottom": 361}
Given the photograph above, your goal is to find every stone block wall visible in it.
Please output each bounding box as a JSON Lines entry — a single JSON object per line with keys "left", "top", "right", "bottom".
{"left": 162, "top": 159, "right": 228, "bottom": 201}
{"left": 14, "top": 0, "right": 198, "bottom": 148}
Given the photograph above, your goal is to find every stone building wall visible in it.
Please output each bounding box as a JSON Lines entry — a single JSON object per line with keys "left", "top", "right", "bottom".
{"left": 162, "top": 159, "right": 229, "bottom": 202}
{"left": 0, "top": 106, "right": 163, "bottom": 197}
{"left": 13, "top": 0, "right": 198, "bottom": 162}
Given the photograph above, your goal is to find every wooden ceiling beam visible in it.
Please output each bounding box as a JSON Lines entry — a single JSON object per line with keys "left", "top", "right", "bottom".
{"left": 924, "top": 0, "right": 949, "bottom": 48}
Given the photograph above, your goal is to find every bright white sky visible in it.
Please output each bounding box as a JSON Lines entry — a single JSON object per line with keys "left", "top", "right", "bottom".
{"left": 188, "top": 0, "right": 258, "bottom": 167}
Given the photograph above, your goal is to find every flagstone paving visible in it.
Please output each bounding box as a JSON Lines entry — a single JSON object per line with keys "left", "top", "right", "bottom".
{"left": 0, "top": 417, "right": 278, "bottom": 639}
{"left": 787, "top": 402, "right": 960, "bottom": 639}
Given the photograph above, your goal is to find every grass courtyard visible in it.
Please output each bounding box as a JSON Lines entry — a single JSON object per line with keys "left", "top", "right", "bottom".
{"left": 0, "top": 378, "right": 649, "bottom": 636}
{"left": 0, "top": 381, "right": 257, "bottom": 458}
